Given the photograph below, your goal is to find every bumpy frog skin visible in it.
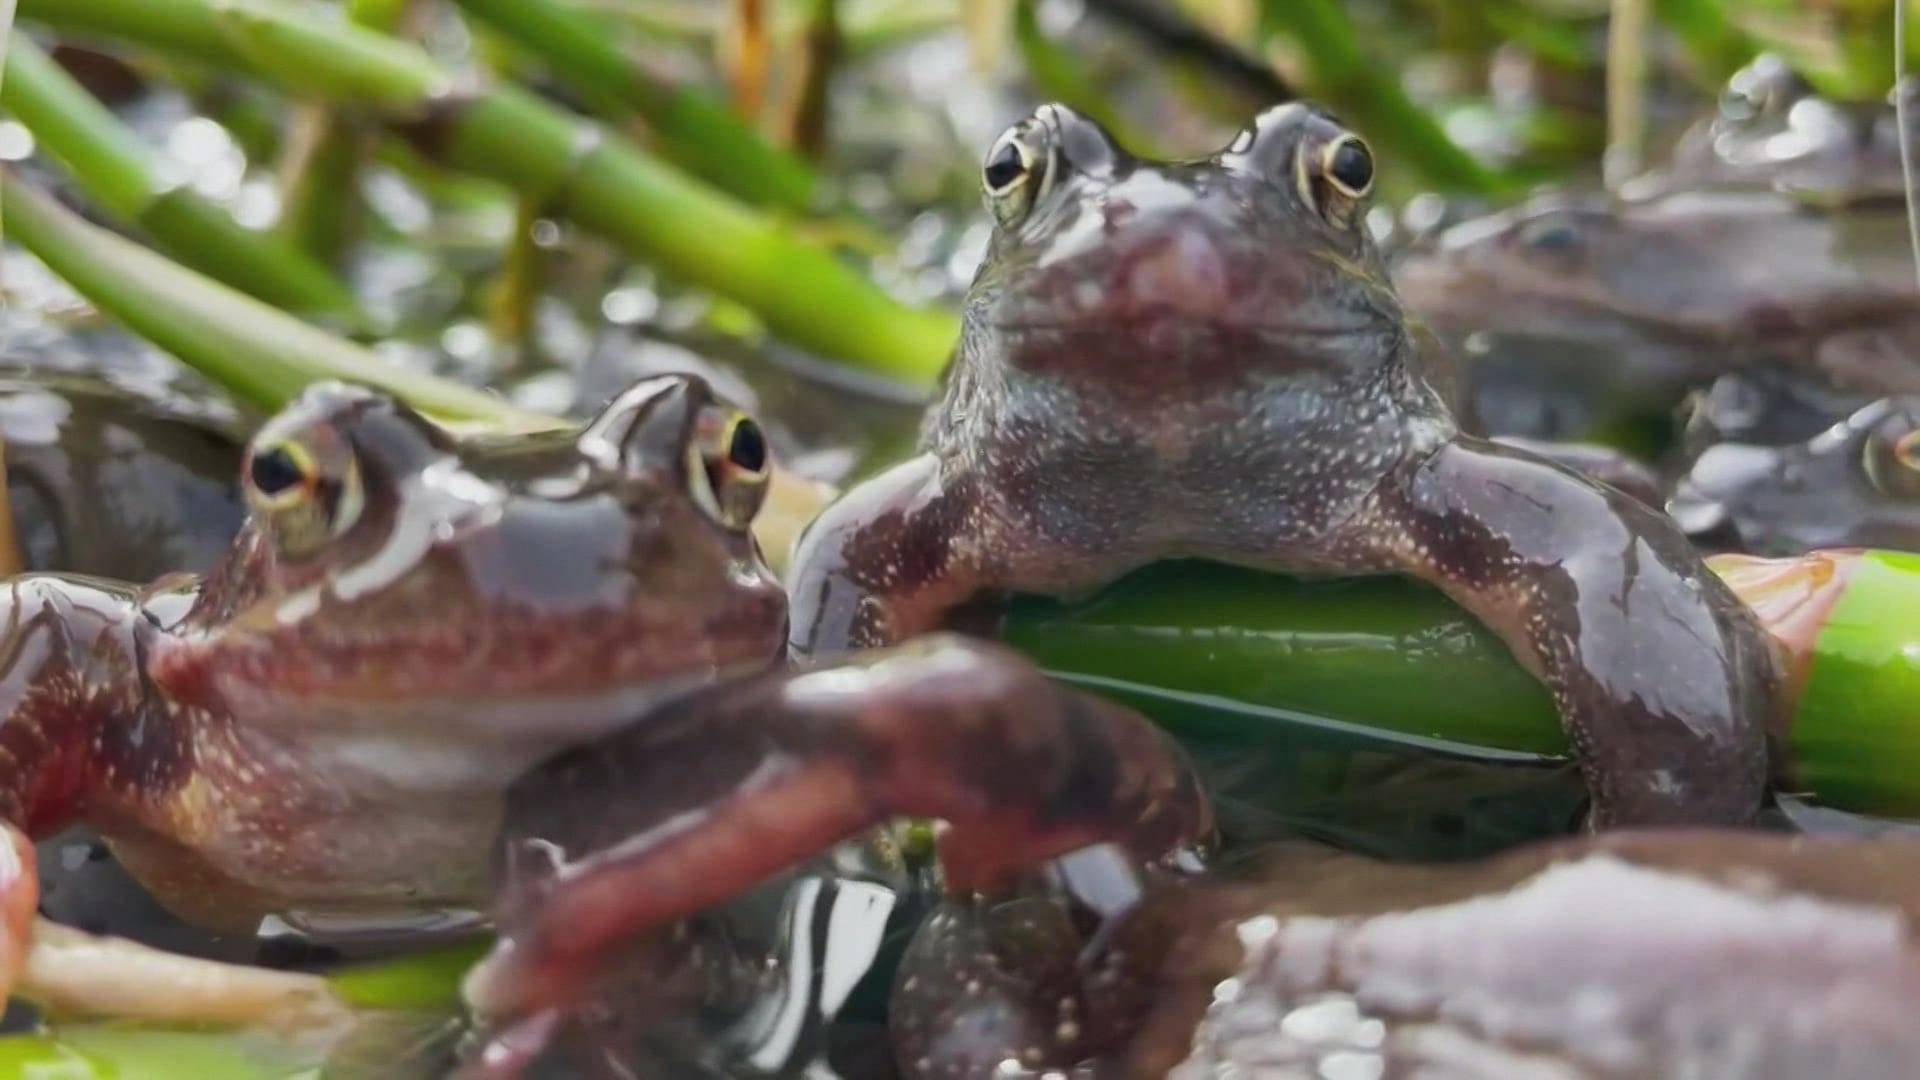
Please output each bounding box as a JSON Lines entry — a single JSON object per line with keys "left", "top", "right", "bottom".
{"left": 787, "top": 102, "right": 1782, "bottom": 828}
{"left": 1392, "top": 189, "right": 1920, "bottom": 443}
{"left": 0, "top": 374, "right": 788, "bottom": 997}
{"left": 940, "top": 831, "right": 1920, "bottom": 1077}
{"left": 1671, "top": 396, "right": 1920, "bottom": 555}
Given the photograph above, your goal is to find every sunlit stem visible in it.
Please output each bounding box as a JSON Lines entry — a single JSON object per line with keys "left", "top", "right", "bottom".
{"left": 1605, "top": 0, "right": 1650, "bottom": 190}
{"left": 1897, "top": 0, "right": 1920, "bottom": 291}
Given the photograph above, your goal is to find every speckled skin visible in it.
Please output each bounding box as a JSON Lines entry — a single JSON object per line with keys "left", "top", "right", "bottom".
{"left": 884, "top": 830, "right": 1920, "bottom": 1077}
{"left": 1146, "top": 831, "right": 1920, "bottom": 1077}
{"left": 788, "top": 102, "right": 1782, "bottom": 827}
{"left": 0, "top": 375, "right": 787, "bottom": 958}
{"left": 1392, "top": 189, "right": 1920, "bottom": 444}
{"left": 456, "top": 634, "right": 1212, "bottom": 1075}
{"left": 1671, "top": 396, "right": 1920, "bottom": 555}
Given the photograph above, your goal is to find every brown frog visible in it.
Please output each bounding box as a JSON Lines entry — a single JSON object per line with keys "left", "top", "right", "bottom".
{"left": 1392, "top": 189, "right": 1920, "bottom": 446}
{"left": 0, "top": 373, "right": 789, "bottom": 1001}
{"left": 1670, "top": 395, "right": 1920, "bottom": 555}
{"left": 786, "top": 102, "right": 1782, "bottom": 828}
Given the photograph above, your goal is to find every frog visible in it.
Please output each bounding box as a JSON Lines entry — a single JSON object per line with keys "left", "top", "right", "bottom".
{"left": 1669, "top": 395, "right": 1920, "bottom": 555}
{"left": 453, "top": 653, "right": 1920, "bottom": 1078}
{"left": 0, "top": 372, "right": 791, "bottom": 1004}
{"left": 0, "top": 370, "right": 248, "bottom": 581}
{"left": 1390, "top": 187, "right": 1920, "bottom": 446}
{"left": 1628, "top": 52, "right": 1910, "bottom": 207}
{"left": 454, "top": 632, "right": 1213, "bottom": 1078}
{"left": 785, "top": 101, "right": 1783, "bottom": 829}
{"left": 1041, "top": 830, "right": 1920, "bottom": 1077}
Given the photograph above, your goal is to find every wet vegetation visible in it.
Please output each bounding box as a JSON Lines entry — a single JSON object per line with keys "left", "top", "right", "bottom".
{"left": 3, "top": 1, "right": 1920, "bottom": 1076}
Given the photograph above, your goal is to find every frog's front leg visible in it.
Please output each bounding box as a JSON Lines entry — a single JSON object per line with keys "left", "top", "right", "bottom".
{"left": 463, "top": 634, "right": 1212, "bottom": 1024}
{"left": 786, "top": 454, "right": 992, "bottom": 658}
{"left": 0, "top": 576, "right": 154, "bottom": 996}
{"left": 1350, "top": 436, "right": 1782, "bottom": 827}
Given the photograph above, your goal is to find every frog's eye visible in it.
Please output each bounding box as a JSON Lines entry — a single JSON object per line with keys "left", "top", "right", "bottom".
{"left": 1322, "top": 136, "right": 1374, "bottom": 197}
{"left": 1516, "top": 215, "right": 1584, "bottom": 256}
{"left": 243, "top": 435, "right": 365, "bottom": 557}
{"left": 1862, "top": 427, "right": 1920, "bottom": 500}
{"left": 1296, "top": 131, "right": 1373, "bottom": 229}
{"left": 687, "top": 408, "right": 770, "bottom": 532}
{"left": 982, "top": 123, "right": 1055, "bottom": 226}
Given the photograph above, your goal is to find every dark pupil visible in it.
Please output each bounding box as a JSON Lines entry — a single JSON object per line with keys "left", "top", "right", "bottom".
{"left": 248, "top": 446, "right": 307, "bottom": 496}
{"left": 1523, "top": 221, "right": 1580, "bottom": 252}
{"left": 983, "top": 143, "right": 1027, "bottom": 192}
{"left": 728, "top": 420, "right": 767, "bottom": 474}
{"left": 1328, "top": 140, "right": 1372, "bottom": 192}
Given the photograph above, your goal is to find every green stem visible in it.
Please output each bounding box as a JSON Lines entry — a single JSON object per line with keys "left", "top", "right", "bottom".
{"left": 450, "top": 0, "right": 819, "bottom": 212}
{"left": 1606, "top": 0, "right": 1651, "bottom": 188}
{"left": 783, "top": 0, "right": 839, "bottom": 159}
{"left": 274, "top": 0, "right": 409, "bottom": 268}
{"left": 1790, "top": 551, "right": 1920, "bottom": 815}
{"left": 22, "top": 0, "right": 958, "bottom": 385}
{"left": 488, "top": 191, "right": 544, "bottom": 366}
{"left": 15, "top": 0, "right": 235, "bottom": 68}
{"left": 1002, "top": 552, "right": 1920, "bottom": 819}
{"left": 1256, "top": 0, "right": 1512, "bottom": 195}
{"left": 0, "top": 169, "right": 555, "bottom": 432}
{"left": 275, "top": 105, "right": 367, "bottom": 267}
{"left": 0, "top": 36, "right": 364, "bottom": 323}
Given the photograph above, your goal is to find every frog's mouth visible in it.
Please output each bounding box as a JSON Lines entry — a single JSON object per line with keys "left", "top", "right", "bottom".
{"left": 986, "top": 229, "right": 1399, "bottom": 348}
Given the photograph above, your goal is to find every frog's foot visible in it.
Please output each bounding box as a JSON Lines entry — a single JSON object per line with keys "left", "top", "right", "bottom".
{"left": 0, "top": 826, "right": 33, "bottom": 1002}
{"left": 1360, "top": 436, "right": 1779, "bottom": 827}
{"left": 463, "top": 634, "right": 1212, "bottom": 1022}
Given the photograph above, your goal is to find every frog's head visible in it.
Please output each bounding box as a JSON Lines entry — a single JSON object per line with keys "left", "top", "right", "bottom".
{"left": 957, "top": 101, "right": 1403, "bottom": 400}
{"left": 152, "top": 376, "right": 787, "bottom": 743}
{"left": 1670, "top": 396, "right": 1920, "bottom": 554}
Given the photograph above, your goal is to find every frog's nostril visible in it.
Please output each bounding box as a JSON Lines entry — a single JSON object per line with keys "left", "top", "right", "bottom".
{"left": 1120, "top": 229, "right": 1230, "bottom": 318}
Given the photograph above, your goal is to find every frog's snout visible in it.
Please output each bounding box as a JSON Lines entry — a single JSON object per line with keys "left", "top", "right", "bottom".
{"left": 1117, "top": 228, "right": 1233, "bottom": 321}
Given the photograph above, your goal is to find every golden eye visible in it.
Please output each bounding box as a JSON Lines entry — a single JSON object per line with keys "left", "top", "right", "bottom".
{"left": 246, "top": 441, "right": 315, "bottom": 508}
{"left": 1896, "top": 430, "right": 1920, "bottom": 472}
{"left": 1296, "top": 130, "right": 1374, "bottom": 229}
{"left": 982, "top": 123, "right": 1055, "bottom": 226}
{"left": 1321, "top": 135, "right": 1374, "bottom": 198}
{"left": 1862, "top": 424, "right": 1920, "bottom": 501}
{"left": 687, "top": 409, "right": 770, "bottom": 532}
{"left": 243, "top": 436, "right": 364, "bottom": 557}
